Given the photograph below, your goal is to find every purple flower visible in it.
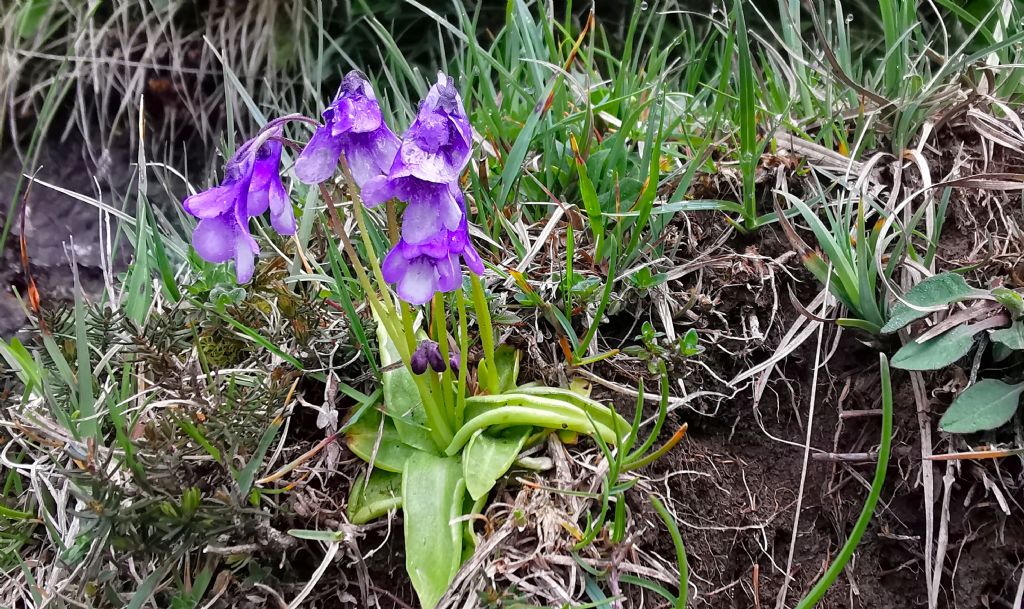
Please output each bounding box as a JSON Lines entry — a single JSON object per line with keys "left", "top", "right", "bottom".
{"left": 364, "top": 180, "right": 463, "bottom": 245}
{"left": 247, "top": 139, "right": 295, "bottom": 236}
{"left": 360, "top": 72, "right": 472, "bottom": 237}
{"left": 410, "top": 340, "right": 446, "bottom": 374}
{"left": 381, "top": 216, "right": 484, "bottom": 305}
{"left": 294, "top": 72, "right": 400, "bottom": 187}
{"left": 183, "top": 130, "right": 294, "bottom": 283}
{"left": 392, "top": 72, "right": 472, "bottom": 185}
{"left": 362, "top": 72, "right": 471, "bottom": 206}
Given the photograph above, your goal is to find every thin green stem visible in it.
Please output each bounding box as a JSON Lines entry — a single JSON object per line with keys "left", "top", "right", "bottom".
{"left": 350, "top": 195, "right": 396, "bottom": 318}
{"left": 626, "top": 363, "right": 668, "bottom": 462}
{"left": 469, "top": 273, "right": 500, "bottom": 393}
{"left": 432, "top": 292, "right": 454, "bottom": 416}
{"left": 622, "top": 423, "right": 687, "bottom": 472}
{"left": 317, "top": 184, "right": 402, "bottom": 351}
{"left": 398, "top": 301, "right": 421, "bottom": 370}
{"left": 575, "top": 239, "right": 617, "bottom": 361}
{"left": 794, "top": 354, "right": 893, "bottom": 609}
{"left": 385, "top": 200, "right": 399, "bottom": 244}
{"left": 455, "top": 289, "right": 469, "bottom": 429}
{"left": 399, "top": 300, "right": 452, "bottom": 449}
{"left": 331, "top": 161, "right": 452, "bottom": 449}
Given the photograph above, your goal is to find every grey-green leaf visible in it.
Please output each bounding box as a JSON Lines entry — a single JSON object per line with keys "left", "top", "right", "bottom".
{"left": 891, "top": 325, "right": 977, "bottom": 371}
{"left": 992, "top": 287, "right": 1024, "bottom": 320}
{"left": 939, "top": 379, "right": 1024, "bottom": 433}
{"left": 464, "top": 427, "right": 531, "bottom": 500}
{"left": 991, "top": 320, "right": 1024, "bottom": 351}
{"left": 403, "top": 453, "right": 465, "bottom": 609}
{"left": 882, "top": 273, "right": 975, "bottom": 334}
{"left": 347, "top": 469, "right": 402, "bottom": 524}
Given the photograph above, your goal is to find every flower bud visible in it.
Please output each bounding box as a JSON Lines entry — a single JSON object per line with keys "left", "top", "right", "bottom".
{"left": 426, "top": 342, "right": 446, "bottom": 373}
{"left": 411, "top": 340, "right": 446, "bottom": 374}
{"left": 410, "top": 345, "right": 429, "bottom": 375}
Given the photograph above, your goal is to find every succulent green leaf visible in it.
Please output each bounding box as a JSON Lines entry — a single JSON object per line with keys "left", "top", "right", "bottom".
{"left": 493, "top": 344, "right": 521, "bottom": 393}
{"left": 464, "top": 427, "right": 531, "bottom": 500}
{"left": 881, "top": 273, "right": 975, "bottom": 334}
{"left": 939, "top": 379, "right": 1024, "bottom": 433}
{"left": 345, "top": 407, "right": 424, "bottom": 473}
{"left": 403, "top": 453, "right": 465, "bottom": 609}
{"left": 891, "top": 325, "right": 978, "bottom": 371}
{"left": 347, "top": 469, "right": 402, "bottom": 524}
{"left": 503, "top": 386, "right": 632, "bottom": 432}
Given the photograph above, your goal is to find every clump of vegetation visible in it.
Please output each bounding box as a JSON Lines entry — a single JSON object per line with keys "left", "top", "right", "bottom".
{"left": 5, "top": 0, "right": 1024, "bottom": 607}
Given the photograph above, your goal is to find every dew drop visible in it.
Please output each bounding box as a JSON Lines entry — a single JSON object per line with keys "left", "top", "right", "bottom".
{"left": 640, "top": 1, "right": 649, "bottom": 10}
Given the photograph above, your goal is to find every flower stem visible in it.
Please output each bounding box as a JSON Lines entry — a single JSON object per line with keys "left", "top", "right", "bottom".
{"left": 469, "top": 273, "right": 500, "bottom": 393}
{"left": 350, "top": 196, "right": 395, "bottom": 317}
{"left": 385, "top": 200, "right": 399, "bottom": 244}
{"left": 432, "top": 293, "right": 454, "bottom": 415}
{"left": 317, "top": 184, "right": 400, "bottom": 347}
{"left": 399, "top": 299, "right": 453, "bottom": 449}
{"left": 329, "top": 159, "right": 452, "bottom": 450}
{"left": 455, "top": 289, "right": 469, "bottom": 428}
{"left": 794, "top": 354, "right": 893, "bottom": 609}
{"left": 397, "top": 301, "right": 421, "bottom": 371}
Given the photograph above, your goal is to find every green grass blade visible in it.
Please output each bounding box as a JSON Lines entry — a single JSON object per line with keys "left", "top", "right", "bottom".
{"left": 795, "top": 354, "right": 893, "bottom": 609}
{"left": 651, "top": 496, "right": 689, "bottom": 608}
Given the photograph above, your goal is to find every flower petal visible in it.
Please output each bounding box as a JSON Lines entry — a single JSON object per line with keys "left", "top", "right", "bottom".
{"left": 381, "top": 243, "right": 408, "bottom": 284}
{"left": 268, "top": 179, "right": 295, "bottom": 235}
{"left": 397, "top": 258, "right": 437, "bottom": 305}
{"left": 402, "top": 199, "right": 443, "bottom": 244}
{"left": 436, "top": 254, "right": 461, "bottom": 293}
{"left": 183, "top": 183, "right": 242, "bottom": 218}
{"left": 247, "top": 141, "right": 284, "bottom": 216}
{"left": 234, "top": 235, "right": 257, "bottom": 284}
{"left": 439, "top": 186, "right": 463, "bottom": 231}
{"left": 396, "top": 142, "right": 459, "bottom": 184}
{"left": 345, "top": 130, "right": 400, "bottom": 189}
{"left": 360, "top": 175, "right": 393, "bottom": 207}
{"left": 295, "top": 127, "right": 344, "bottom": 184}
{"left": 347, "top": 94, "right": 384, "bottom": 133}
{"left": 461, "top": 242, "right": 485, "bottom": 275}
{"left": 192, "top": 216, "right": 235, "bottom": 263}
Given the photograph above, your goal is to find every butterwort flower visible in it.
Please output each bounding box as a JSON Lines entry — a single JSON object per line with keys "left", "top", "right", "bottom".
{"left": 294, "top": 71, "right": 400, "bottom": 187}
{"left": 381, "top": 212, "right": 484, "bottom": 305}
{"left": 364, "top": 180, "right": 463, "bottom": 246}
{"left": 410, "top": 340, "right": 446, "bottom": 374}
{"left": 183, "top": 128, "right": 294, "bottom": 283}
{"left": 247, "top": 139, "right": 296, "bottom": 236}
{"left": 362, "top": 73, "right": 472, "bottom": 243}
{"left": 389, "top": 72, "right": 472, "bottom": 185}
